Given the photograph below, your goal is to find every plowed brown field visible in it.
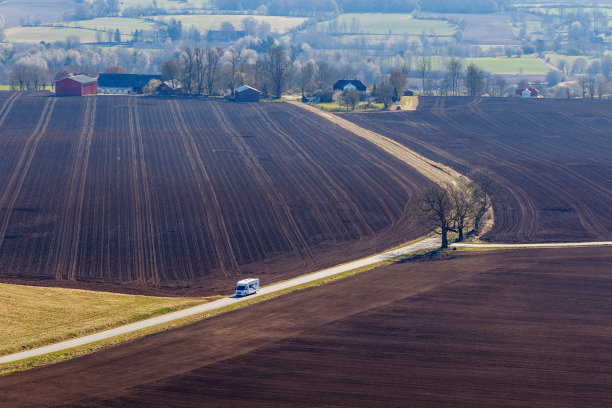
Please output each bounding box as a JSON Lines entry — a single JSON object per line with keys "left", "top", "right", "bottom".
{"left": 2, "top": 247, "right": 612, "bottom": 407}
{"left": 0, "top": 93, "right": 431, "bottom": 295}
{"left": 341, "top": 97, "right": 612, "bottom": 243}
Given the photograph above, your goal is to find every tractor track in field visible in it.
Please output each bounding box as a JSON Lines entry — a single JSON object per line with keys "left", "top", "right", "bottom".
{"left": 210, "top": 102, "right": 315, "bottom": 263}
{"left": 0, "top": 98, "right": 56, "bottom": 251}
{"left": 53, "top": 97, "right": 97, "bottom": 280}
{"left": 167, "top": 100, "right": 240, "bottom": 275}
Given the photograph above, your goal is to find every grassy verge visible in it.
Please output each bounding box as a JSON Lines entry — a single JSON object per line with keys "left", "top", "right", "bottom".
{"left": 314, "top": 101, "right": 385, "bottom": 112}
{"left": 0, "top": 283, "right": 215, "bottom": 357}
{"left": 0, "top": 86, "right": 53, "bottom": 91}
{"left": 400, "top": 95, "right": 419, "bottom": 110}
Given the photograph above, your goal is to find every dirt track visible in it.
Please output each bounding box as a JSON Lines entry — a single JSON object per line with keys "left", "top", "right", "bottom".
{"left": 2, "top": 247, "right": 612, "bottom": 407}
{"left": 342, "top": 97, "right": 612, "bottom": 243}
{"left": 0, "top": 93, "right": 431, "bottom": 295}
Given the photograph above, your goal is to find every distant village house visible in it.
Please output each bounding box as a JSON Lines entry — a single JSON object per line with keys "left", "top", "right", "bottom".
{"left": 97, "top": 73, "right": 162, "bottom": 94}
{"left": 333, "top": 79, "right": 367, "bottom": 92}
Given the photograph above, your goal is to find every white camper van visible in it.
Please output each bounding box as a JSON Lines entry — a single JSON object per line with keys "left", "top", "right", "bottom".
{"left": 235, "top": 278, "right": 259, "bottom": 297}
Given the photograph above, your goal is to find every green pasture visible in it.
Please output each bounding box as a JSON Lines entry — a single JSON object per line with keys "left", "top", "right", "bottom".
{"left": 0, "top": 86, "right": 53, "bottom": 91}
{"left": 468, "top": 57, "right": 548, "bottom": 75}
{"left": 317, "top": 13, "right": 456, "bottom": 36}
{"left": 155, "top": 14, "right": 307, "bottom": 34}
{"left": 428, "top": 56, "right": 549, "bottom": 75}
{"left": 315, "top": 101, "right": 385, "bottom": 112}
{"left": 4, "top": 25, "right": 133, "bottom": 44}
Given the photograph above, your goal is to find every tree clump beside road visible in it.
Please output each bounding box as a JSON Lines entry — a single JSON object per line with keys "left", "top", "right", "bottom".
{"left": 415, "top": 168, "right": 501, "bottom": 248}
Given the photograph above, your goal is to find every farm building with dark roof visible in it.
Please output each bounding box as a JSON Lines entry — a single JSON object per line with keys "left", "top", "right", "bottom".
{"left": 97, "top": 73, "right": 161, "bottom": 94}
{"left": 333, "top": 79, "right": 367, "bottom": 92}
{"left": 235, "top": 85, "right": 261, "bottom": 102}
{"left": 54, "top": 75, "right": 97, "bottom": 96}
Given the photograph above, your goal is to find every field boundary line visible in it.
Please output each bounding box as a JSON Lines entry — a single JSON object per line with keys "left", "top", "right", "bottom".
{"left": 451, "top": 241, "right": 612, "bottom": 249}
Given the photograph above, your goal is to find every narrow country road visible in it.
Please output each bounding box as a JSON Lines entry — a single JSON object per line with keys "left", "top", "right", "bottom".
{"left": 0, "top": 236, "right": 441, "bottom": 364}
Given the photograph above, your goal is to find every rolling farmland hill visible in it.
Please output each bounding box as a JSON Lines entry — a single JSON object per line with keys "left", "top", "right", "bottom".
{"left": 0, "top": 93, "right": 430, "bottom": 294}
{"left": 341, "top": 97, "right": 612, "bottom": 243}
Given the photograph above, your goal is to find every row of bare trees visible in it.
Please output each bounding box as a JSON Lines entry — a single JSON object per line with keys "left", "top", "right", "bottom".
{"left": 161, "top": 44, "right": 293, "bottom": 98}
{"left": 416, "top": 168, "right": 501, "bottom": 249}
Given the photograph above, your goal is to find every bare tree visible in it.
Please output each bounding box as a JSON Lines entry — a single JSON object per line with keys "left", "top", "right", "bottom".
{"left": 577, "top": 74, "right": 587, "bottom": 99}
{"left": 469, "top": 168, "right": 501, "bottom": 235}
{"left": 490, "top": 76, "right": 507, "bottom": 97}
{"left": 465, "top": 63, "right": 485, "bottom": 96}
{"left": 265, "top": 45, "right": 292, "bottom": 99}
{"left": 416, "top": 184, "right": 455, "bottom": 249}
{"left": 449, "top": 182, "right": 474, "bottom": 241}
{"left": 587, "top": 73, "right": 596, "bottom": 99}
{"left": 299, "top": 60, "right": 316, "bottom": 97}
{"left": 417, "top": 57, "right": 431, "bottom": 94}
{"left": 346, "top": 89, "right": 360, "bottom": 110}
{"left": 161, "top": 59, "right": 182, "bottom": 83}
{"left": 225, "top": 48, "right": 242, "bottom": 97}
{"left": 193, "top": 46, "right": 205, "bottom": 95}
{"left": 447, "top": 58, "right": 463, "bottom": 96}
{"left": 388, "top": 70, "right": 406, "bottom": 99}
{"left": 315, "top": 61, "right": 337, "bottom": 89}
{"left": 238, "top": 49, "right": 257, "bottom": 88}
{"left": 181, "top": 47, "right": 196, "bottom": 94}
{"left": 204, "top": 46, "right": 221, "bottom": 96}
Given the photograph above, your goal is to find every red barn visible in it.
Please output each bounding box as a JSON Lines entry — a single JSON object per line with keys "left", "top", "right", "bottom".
{"left": 55, "top": 75, "right": 97, "bottom": 96}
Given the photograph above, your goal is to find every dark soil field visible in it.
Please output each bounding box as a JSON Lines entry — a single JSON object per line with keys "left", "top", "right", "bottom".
{"left": 341, "top": 97, "right": 612, "bottom": 243}
{"left": 2, "top": 247, "right": 612, "bottom": 407}
{"left": 0, "top": 92, "right": 431, "bottom": 295}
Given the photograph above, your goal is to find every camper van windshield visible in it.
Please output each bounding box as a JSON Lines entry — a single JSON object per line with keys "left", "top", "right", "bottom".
{"left": 236, "top": 285, "right": 246, "bottom": 290}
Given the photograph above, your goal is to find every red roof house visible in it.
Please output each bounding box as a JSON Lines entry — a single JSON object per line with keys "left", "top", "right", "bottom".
{"left": 55, "top": 75, "right": 97, "bottom": 96}
{"left": 515, "top": 87, "right": 540, "bottom": 98}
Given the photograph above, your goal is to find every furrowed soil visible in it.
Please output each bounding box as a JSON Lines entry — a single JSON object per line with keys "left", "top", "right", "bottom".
{"left": 2, "top": 247, "right": 612, "bottom": 407}
{"left": 0, "top": 92, "right": 431, "bottom": 295}
{"left": 341, "top": 97, "right": 612, "bottom": 243}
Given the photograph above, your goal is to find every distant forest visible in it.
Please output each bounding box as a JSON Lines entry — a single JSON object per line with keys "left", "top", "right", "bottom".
{"left": 213, "top": 0, "right": 507, "bottom": 15}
